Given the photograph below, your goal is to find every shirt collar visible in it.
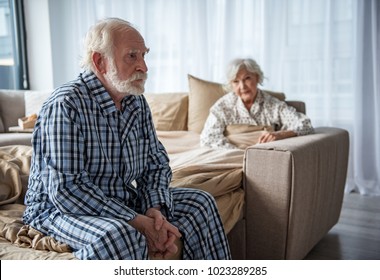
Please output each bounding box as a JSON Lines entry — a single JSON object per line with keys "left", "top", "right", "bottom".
{"left": 254, "top": 89, "right": 265, "bottom": 105}
{"left": 81, "top": 71, "right": 140, "bottom": 115}
{"left": 235, "top": 88, "right": 264, "bottom": 112}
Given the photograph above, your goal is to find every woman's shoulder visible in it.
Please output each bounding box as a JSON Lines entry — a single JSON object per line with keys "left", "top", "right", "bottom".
{"left": 259, "top": 90, "right": 287, "bottom": 107}
{"left": 208, "top": 92, "right": 237, "bottom": 116}
{"left": 213, "top": 92, "right": 238, "bottom": 107}
{"left": 260, "top": 90, "right": 282, "bottom": 100}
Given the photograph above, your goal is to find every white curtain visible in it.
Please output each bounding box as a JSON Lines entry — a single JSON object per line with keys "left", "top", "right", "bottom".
{"left": 348, "top": 0, "right": 380, "bottom": 195}
{"left": 48, "top": 0, "right": 380, "bottom": 196}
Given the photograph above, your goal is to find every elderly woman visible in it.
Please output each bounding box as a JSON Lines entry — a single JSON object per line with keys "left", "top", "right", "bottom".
{"left": 200, "top": 58, "right": 314, "bottom": 149}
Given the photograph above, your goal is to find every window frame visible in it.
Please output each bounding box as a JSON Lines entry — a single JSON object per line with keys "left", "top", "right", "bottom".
{"left": 0, "top": 0, "right": 29, "bottom": 90}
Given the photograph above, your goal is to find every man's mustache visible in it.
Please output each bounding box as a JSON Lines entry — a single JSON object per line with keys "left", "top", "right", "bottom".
{"left": 129, "top": 72, "right": 148, "bottom": 82}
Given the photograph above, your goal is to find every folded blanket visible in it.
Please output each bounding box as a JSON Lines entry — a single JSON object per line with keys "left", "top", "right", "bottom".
{"left": 158, "top": 131, "right": 245, "bottom": 233}
{"left": 224, "top": 124, "right": 274, "bottom": 149}
{"left": 0, "top": 204, "right": 72, "bottom": 253}
{"left": 0, "top": 145, "right": 32, "bottom": 205}
{"left": 0, "top": 146, "right": 73, "bottom": 256}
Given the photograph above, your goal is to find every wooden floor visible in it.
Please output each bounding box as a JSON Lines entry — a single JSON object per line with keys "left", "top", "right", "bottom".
{"left": 304, "top": 192, "right": 380, "bottom": 260}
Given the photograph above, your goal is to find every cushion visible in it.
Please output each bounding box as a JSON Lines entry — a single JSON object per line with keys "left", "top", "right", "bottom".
{"left": 24, "top": 90, "right": 52, "bottom": 117}
{"left": 187, "top": 74, "right": 286, "bottom": 133}
{"left": 188, "top": 74, "right": 226, "bottom": 133}
{"left": 0, "top": 90, "right": 26, "bottom": 131}
{"left": 145, "top": 93, "right": 188, "bottom": 131}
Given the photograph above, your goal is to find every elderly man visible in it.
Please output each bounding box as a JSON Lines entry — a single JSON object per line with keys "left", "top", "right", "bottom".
{"left": 23, "top": 17, "right": 231, "bottom": 260}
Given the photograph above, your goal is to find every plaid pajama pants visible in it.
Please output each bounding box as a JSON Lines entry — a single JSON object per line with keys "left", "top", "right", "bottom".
{"left": 45, "top": 188, "right": 231, "bottom": 260}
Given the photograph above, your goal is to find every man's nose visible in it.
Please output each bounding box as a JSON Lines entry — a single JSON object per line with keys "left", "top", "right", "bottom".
{"left": 137, "top": 58, "right": 148, "bottom": 73}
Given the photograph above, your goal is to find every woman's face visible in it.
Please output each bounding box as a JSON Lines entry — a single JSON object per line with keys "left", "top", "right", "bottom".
{"left": 231, "top": 67, "right": 259, "bottom": 107}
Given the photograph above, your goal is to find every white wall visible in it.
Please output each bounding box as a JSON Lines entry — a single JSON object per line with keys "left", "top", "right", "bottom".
{"left": 24, "top": 0, "right": 54, "bottom": 90}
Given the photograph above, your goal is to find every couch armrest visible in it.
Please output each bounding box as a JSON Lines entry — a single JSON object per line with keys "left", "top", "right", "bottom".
{"left": 243, "top": 127, "right": 349, "bottom": 259}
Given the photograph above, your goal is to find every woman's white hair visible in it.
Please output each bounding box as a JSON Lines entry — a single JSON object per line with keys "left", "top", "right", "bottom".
{"left": 224, "top": 58, "right": 265, "bottom": 92}
{"left": 80, "top": 18, "right": 136, "bottom": 72}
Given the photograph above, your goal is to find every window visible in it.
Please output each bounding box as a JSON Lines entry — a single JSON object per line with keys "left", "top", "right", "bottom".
{"left": 283, "top": 0, "right": 354, "bottom": 126}
{"left": 0, "top": 0, "right": 28, "bottom": 89}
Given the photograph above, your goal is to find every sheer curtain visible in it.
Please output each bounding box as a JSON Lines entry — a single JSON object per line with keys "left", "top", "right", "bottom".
{"left": 349, "top": 0, "right": 380, "bottom": 195}
{"left": 48, "top": 0, "right": 379, "bottom": 195}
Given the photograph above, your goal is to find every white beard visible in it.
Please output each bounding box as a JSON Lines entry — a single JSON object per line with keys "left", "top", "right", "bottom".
{"left": 105, "top": 60, "right": 147, "bottom": 96}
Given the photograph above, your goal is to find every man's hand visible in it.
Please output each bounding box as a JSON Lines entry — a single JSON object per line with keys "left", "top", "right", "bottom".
{"left": 128, "top": 207, "right": 182, "bottom": 259}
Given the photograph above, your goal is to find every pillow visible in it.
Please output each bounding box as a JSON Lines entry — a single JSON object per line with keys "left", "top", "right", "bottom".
{"left": 188, "top": 74, "right": 226, "bottom": 133}
{"left": 24, "top": 90, "right": 52, "bottom": 117}
{"left": 144, "top": 93, "right": 188, "bottom": 131}
{"left": 187, "top": 74, "right": 286, "bottom": 134}
{"left": 0, "top": 90, "right": 26, "bottom": 131}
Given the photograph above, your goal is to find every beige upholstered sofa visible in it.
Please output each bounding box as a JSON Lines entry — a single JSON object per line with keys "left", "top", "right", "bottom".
{"left": 0, "top": 75, "right": 349, "bottom": 259}
{"left": 0, "top": 89, "right": 51, "bottom": 147}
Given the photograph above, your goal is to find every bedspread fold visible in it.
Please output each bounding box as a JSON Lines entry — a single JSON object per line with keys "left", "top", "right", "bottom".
{"left": 157, "top": 131, "right": 246, "bottom": 233}
{"left": 0, "top": 204, "right": 72, "bottom": 253}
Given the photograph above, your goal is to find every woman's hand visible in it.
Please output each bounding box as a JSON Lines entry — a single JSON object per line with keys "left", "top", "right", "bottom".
{"left": 258, "top": 130, "right": 297, "bottom": 143}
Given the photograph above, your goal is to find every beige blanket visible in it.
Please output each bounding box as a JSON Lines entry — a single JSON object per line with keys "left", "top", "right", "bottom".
{"left": 158, "top": 131, "right": 245, "bottom": 233}
{"left": 0, "top": 145, "right": 32, "bottom": 206}
{"left": 157, "top": 127, "right": 276, "bottom": 232}
{"left": 0, "top": 145, "right": 75, "bottom": 259}
{"left": 224, "top": 124, "right": 273, "bottom": 149}
{"left": 0, "top": 203, "right": 75, "bottom": 259}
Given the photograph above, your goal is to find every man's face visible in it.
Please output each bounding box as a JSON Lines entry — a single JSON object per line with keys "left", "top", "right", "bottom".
{"left": 104, "top": 29, "right": 149, "bottom": 95}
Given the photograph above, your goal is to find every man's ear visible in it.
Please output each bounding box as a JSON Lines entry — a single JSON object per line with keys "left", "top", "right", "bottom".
{"left": 92, "top": 52, "right": 107, "bottom": 74}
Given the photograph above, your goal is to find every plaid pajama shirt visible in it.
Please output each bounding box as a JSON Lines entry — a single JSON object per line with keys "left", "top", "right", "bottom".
{"left": 23, "top": 71, "right": 231, "bottom": 260}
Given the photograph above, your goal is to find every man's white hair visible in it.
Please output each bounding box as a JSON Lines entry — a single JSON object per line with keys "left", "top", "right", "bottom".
{"left": 80, "top": 17, "right": 136, "bottom": 72}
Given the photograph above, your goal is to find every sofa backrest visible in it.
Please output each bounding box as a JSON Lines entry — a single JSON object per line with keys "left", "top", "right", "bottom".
{"left": 150, "top": 74, "right": 305, "bottom": 134}
{"left": 0, "top": 90, "right": 26, "bottom": 132}
{"left": 145, "top": 91, "right": 305, "bottom": 133}
{"left": 0, "top": 90, "right": 51, "bottom": 132}
{"left": 1, "top": 88, "right": 305, "bottom": 134}
{"left": 286, "top": 101, "right": 305, "bottom": 115}
{"left": 145, "top": 92, "right": 188, "bottom": 131}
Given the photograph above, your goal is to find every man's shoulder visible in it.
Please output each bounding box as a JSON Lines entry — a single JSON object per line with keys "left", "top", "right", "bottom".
{"left": 63, "top": 72, "right": 98, "bottom": 98}
{"left": 43, "top": 75, "right": 90, "bottom": 110}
